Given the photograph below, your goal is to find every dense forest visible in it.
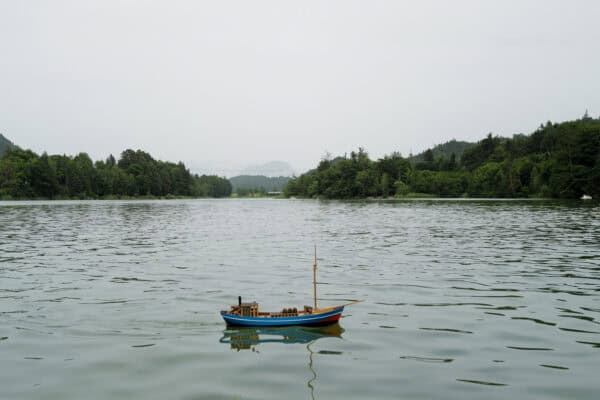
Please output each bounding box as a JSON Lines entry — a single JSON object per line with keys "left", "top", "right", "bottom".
{"left": 285, "top": 116, "right": 600, "bottom": 199}
{"left": 0, "top": 147, "right": 231, "bottom": 199}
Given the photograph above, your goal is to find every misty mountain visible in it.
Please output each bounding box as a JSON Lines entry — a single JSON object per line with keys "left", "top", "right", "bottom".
{"left": 0, "top": 133, "right": 16, "bottom": 157}
{"left": 229, "top": 175, "right": 290, "bottom": 193}
{"left": 240, "top": 161, "right": 295, "bottom": 177}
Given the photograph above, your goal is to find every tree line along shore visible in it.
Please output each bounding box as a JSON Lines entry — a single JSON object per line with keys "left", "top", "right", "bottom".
{"left": 284, "top": 116, "right": 600, "bottom": 199}
{"left": 0, "top": 148, "right": 231, "bottom": 199}
{"left": 1, "top": 116, "right": 598, "bottom": 200}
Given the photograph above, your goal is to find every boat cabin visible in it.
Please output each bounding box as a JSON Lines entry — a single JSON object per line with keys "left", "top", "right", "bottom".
{"left": 240, "top": 302, "right": 259, "bottom": 317}
{"left": 230, "top": 296, "right": 259, "bottom": 317}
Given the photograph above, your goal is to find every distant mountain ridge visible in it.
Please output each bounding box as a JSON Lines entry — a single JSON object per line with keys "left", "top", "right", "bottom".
{"left": 240, "top": 161, "right": 295, "bottom": 177}
{"left": 229, "top": 175, "right": 290, "bottom": 193}
{"left": 0, "top": 133, "right": 16, "bottom": 156}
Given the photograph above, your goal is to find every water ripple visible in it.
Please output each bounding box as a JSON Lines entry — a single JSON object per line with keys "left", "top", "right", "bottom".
{"left": 1, "top": 199, "right": 599, "bottom": 400}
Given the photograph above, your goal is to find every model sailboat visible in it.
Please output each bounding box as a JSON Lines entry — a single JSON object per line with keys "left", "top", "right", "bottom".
{"left": 220, "top": 247, "right": 358, "bottom": 327}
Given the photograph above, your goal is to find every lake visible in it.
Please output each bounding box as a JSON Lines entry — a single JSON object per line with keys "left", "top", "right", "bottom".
{"left": 1, "top": 199, "right": 599, "bottom": 399}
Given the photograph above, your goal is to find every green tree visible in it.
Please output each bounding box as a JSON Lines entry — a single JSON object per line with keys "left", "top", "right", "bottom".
{"left": 30, "top": 152, "right": 58, "bottom": 198}
{"left": 381, "top": 172, "right": 391, "bottom": 197}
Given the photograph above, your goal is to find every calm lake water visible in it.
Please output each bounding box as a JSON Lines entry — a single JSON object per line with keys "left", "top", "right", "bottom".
{"left": 1, "top": 199, "right": 599, "bottom": 399}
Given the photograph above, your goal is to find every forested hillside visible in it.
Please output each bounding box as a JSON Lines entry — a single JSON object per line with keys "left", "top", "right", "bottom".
{"left": 285, "top": 116, "right": 600, "bottom": 199}
{"left": 410, "top": 139, "right": 474, "bottom": 163}
{"left": 0, "top": 148, "right": 231, "bottom": 199}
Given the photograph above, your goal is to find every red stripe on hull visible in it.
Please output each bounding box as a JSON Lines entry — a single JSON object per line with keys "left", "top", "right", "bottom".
{"left": 301, "top": 312, "right": 342, "bottom": 326}
{"left": 318, "top": 313, "right": 341, "bottom": 323}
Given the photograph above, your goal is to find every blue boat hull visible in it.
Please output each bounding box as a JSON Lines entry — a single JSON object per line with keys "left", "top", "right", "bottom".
{"left": 220, "top": 306, "right": 344, "bottom": 327}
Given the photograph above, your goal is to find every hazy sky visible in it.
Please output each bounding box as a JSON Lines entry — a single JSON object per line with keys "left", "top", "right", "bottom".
{"left": 1, "top": 1, "right": 599, "bottom": 176}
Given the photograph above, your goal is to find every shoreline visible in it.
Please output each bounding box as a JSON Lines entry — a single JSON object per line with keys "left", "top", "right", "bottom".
{"left": 0, "top": 196, "right": 594, "bottom": 204}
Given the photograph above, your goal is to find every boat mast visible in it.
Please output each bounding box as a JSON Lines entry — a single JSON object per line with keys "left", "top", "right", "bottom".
{"left": 313, "top": 244, "right": 318, "bottom": 311}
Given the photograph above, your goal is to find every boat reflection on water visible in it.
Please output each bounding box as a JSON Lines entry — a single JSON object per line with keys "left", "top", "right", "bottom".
{"left": 220, "top": 323, "right": 344, "bottom": 351}
{"left": 220, "top": 323, "right": 344, "bottom": 400}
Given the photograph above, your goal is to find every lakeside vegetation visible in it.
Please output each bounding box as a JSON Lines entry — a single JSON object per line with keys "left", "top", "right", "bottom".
{"left": 284, "top": 116, "right": 600, "bottom": 199}
{"left": 0, "top": 148, "right": 231, "bottom": 200}
{"left": 3, "top": 115, "right": 599, "bottom": 201}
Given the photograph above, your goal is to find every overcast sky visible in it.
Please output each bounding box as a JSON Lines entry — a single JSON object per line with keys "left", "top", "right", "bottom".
{"left": 1, "top": 1, "right": 599, "bottom": 176}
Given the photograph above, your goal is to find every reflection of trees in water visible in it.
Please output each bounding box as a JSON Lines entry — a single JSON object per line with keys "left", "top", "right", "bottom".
{"left": 220, "top": 324, "right": 344, "bottom": 399}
